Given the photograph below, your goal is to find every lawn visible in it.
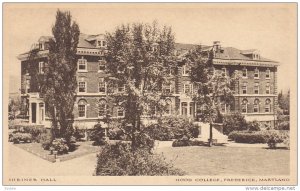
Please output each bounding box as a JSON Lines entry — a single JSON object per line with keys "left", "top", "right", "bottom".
{"left": 15, "top": 141, "right": 101, "bottom": 162}
{"left": 156, "top": 146, "right": 290, "bottom": 175}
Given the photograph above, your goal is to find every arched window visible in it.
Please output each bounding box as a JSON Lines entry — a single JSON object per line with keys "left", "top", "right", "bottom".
{"left": 254, "top": 99, "right": 260, "bottom": 113}
{"left": 78, "top": 99, "right": 87, "bottom": 118}
{"left": 165, "top": 99, "right": 172, "bottom": 115}
{"left": 241, "top": 99, "right": 248, "bottom": 113}
{"left": 98, "top": 99, "right": 107, "bottom": 117}
{"left": 265, "top": 99, "right": 271, "bottom": 113}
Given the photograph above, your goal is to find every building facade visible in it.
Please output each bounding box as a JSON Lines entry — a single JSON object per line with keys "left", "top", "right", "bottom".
{"left": 17, "top": 34, "right": 279, "bottom": 129}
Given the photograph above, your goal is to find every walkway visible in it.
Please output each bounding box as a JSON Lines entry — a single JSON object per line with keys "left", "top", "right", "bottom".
{"left": 6, "top": 143, "right": 98, "bottom": 177}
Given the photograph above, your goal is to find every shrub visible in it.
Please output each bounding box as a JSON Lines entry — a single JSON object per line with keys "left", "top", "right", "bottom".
{"left": 40, "top": 132, "right": 53, "bottom": 150}
{"left": 172, "top": 137, "right": 205, "bottom": 147}
{"left": 223, "top": 113, "right": 248, "bottom": 135}
{"left": 228, "top": 131, "right": 267, "bottom": 144}
{"left": 146, "top": 116, "right": 200, "bottom": 141}
{"left": 229, "top": 130, "right": 290, "bottom": 147}
{"left": 144, "top": 124, "right": 173, "bottom": 141}
{"left": 51, "top": 138, "right": 69, "bottom": 155}
{"left": 90, "top": 123, "right": 106, "bottom": 146}
{"left": 247, "top": 120, "right": 261, "bottom": 132}
{"left": 267, "top": 130, "right": 289, "bottom": 149}
{"left": 108, "top": 127, "right": 126, "bottom": 140}
{"left": 276, "top": 120, "right": 290, "bottom": 130}
{"left": 133, "top": 132, "right": 155, "bottom": 152}
{"left": 73, "top": 127, "right": 85, "bottom": 141}
{"left": 11, "top": 133, "right": 32, "bottom": 144}
{"left": 95, "top": 142, "right": 185, "bottom": 176}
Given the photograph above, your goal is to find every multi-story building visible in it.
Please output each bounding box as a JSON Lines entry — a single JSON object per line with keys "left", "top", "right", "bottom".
{"left": 17, "top": 34, "right": 279, "bottom": 129}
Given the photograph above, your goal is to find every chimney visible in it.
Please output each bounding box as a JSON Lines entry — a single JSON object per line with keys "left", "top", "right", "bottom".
{"left": 213, "top": 41, "right": 221, "bottom": 52}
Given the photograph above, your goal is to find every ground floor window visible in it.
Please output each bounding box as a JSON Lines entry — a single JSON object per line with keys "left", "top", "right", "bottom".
{"left": 78, "top": 105, "right": 86, "bottom": 118}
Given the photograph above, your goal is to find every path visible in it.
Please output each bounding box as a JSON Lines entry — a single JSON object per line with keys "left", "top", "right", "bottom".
{"left": 7, "top": 143, "right": 98, "bottom": 176}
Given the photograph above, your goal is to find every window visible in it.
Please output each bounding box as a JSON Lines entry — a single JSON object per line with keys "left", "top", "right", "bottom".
{"left": 168, "top": 67, "right": 175, "bottom": 76}
{"left": 254, "top": 99, "right": 260, "bottom": 113}
{"left": 221, "top": 67, "right": 226, "bottom": 76}
{"left": 254, "top": 82, "right": 259, "bottom": 94}
{"left": 181, "top": 102, "right": 188, "bottom": 116}
{"left": 241, "top": 99, "right": 248, "bottom": 113}
{"left": 39, "top": 43, "right": 44, "bottom": 50}
{"left": 183, "top": 83, "right": 192, "bottom": 94}
{"left": 78, "top": 99, "right": 87, "bottom": 118}
{"left": 265, "top": 99, "right": 271, "bottom": 113}
{"left": 242, "top": 68, "right": 247, "bottom": 78}
{"left": 266, "top": 82, "right": 270, "bottom": 94}
{"left": 98, "top": 61, "right": 105, "bottom": 72}
{"left": 97, "top": 41, "right": 101, "bottom": 47}
{"left": 163, "top": 84, "right": 172, "bottom": 94}
{"left": 118, "top": 84, "right": 125, "bottom": 93}
{"left": 182, "top": 65, "right": 191, "bottom": 76}
{"left": 98, "top": 78, "right": 106, "bottom": 93}
{"left": 266, "top": 68, "right": 270, "bottom": 79}
{"left": 242, "top": 82, "right": 247, "bottom": 94}
{"left": 165, "top": 99, "right": 172, "bottom": 115}
{"left": 78, "top": 82, "right": 86, "bottom": 93}
{"left": 98, "top": 99, "right": 107, "bottom": 117}
{"left": 221, "top": 104, "right": 227, "bottom": 113}
{"left": 39, "top": 62, "right": 45, "bottom": 74}
{"left": 254, "top": 68, "right": 259, "bottom": 79}
{"left": 26, "top": 79, "right": 30, "bottom": 93}
{"left": 78, "top": 58, "right": 87, "bottom": 71}
{"left": 102, "top": 41, "right": 106, "bottom": 47}
{"left": 117, "top": 106, "right": 125, "bottom": 117}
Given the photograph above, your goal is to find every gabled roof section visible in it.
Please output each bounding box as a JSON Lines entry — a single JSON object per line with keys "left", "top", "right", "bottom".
{"left": 38, "top": 36, "right": 53, "bottom": 42}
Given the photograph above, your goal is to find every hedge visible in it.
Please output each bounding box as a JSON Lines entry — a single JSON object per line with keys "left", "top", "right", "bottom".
{"left": 228, "top": 130, "right": 289, "bottom": 147}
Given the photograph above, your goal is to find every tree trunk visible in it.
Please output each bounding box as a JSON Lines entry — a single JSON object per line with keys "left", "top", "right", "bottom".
{"left": 209, "top": 122, "right": 213, "bottom": 147}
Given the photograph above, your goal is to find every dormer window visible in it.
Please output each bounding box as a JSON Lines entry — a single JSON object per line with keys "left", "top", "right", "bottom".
{"left": 97, "top": 40, "right": 107, "bottom": 48}
{"left": 39, "top": 43, "right": 44, "bottom": 50}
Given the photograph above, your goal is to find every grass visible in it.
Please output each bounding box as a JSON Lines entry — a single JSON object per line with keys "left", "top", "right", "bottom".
{"left": 15, "top": 141, "right": 101, "bottom": 162}
{"left": 156, "top": 146, "right": 290, "bottom": 175}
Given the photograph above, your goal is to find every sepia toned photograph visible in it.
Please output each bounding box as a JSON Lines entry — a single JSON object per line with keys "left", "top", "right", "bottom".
{"left": 2, "top": 3, "right": 297, "bottom": 186}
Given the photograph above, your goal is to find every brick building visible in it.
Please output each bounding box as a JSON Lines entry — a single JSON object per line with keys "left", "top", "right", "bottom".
{"left": 17, "top": 34, "right": 279, "bottom": 129}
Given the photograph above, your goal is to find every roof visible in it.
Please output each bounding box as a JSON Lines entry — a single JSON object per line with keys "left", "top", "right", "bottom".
{"left": 214, "top": 47, "right": 278, "bottom": 63}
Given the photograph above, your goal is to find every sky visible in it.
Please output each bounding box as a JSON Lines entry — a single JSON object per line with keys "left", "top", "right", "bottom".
{"left": 4, "top": 3, "right": 297, "bottom": 93}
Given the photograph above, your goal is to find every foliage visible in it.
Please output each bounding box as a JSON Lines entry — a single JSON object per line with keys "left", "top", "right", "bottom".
{"left": 8, "top": 97, "right": 21, "bottom": 120}
{"left": 133, "top": 132, "right": 155, "bottom": 152}
{"left": 105, "top": 21, "right": 176, "bottom": 149}
{"left": 278, "top": 90, "right": 290, "bottom": 115}
{"left": 40, "top": 132, "right": 54, "bottom": 150}
{"left": 228, "top": 130, "right": 290, "bottom": 147}
{"left": 10, "top": 133, "right": 32, "bottom": 144}
{"left": 144, "top": 116, "right": 200, "bottom": 141}
{"left": 73, "top": 126, "right": 86, "bottom": 141}
{"left": 267, "top": 130, "right": 290, "bottom": 149}
{"left": 95, "top": 142, "right": 185, "bottom": 176}
{"left": 228, "top": 131, "right": 267, "bottom": 144}
{"left": 90, "top": 123, "right": 106, "bottom": 146}
{"left": 223, "top": 113, "right": 248, "bottom": 135}
{"left": 247, "top": 120, "right": 261, "bottom": 132}
{"left": 50, "top": 138, "right": 69, "bottom": 155}
{"left": 39, "top": 10, "right": 80, "bottom": 141}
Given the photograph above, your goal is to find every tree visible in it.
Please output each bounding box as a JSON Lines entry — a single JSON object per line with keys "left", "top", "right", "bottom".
{"left": 278, "top": 89, "right": 290, "bottom": 115}
{"left": 105, "top": 21, "right": 176, "bottom": 150}
{"left": 187, "top": 46, "right": 237, "bottom": 146}
{"left": 40, "top": 10, "right": 80, "bottom": 141}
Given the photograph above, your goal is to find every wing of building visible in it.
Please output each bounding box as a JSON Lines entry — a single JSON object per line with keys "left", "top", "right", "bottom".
{"left": 17, "top": 35, "right": 279, "bottom": 129}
